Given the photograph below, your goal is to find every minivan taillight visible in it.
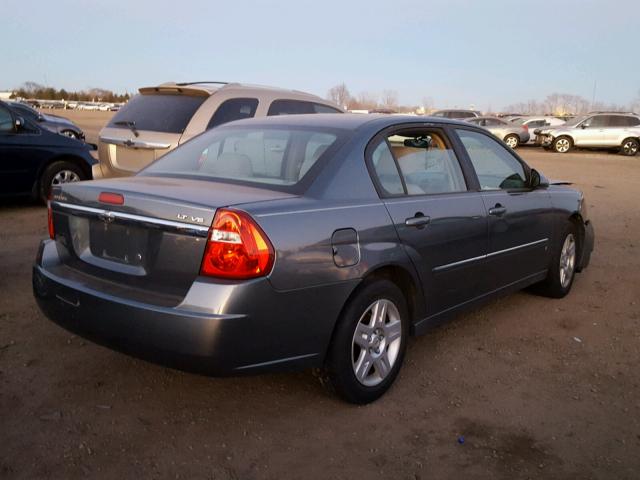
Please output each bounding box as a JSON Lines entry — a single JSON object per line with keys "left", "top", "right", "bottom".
{"left": 200, "top": 209, "right": 275, "bottom": 279}
{"left": 47, "top": 199, "right": 55, "bottom": 240}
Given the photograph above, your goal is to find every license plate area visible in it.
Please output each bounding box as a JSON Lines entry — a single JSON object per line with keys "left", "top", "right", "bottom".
{"left": 89, "top": 220, "right": 148, "bottom": 267}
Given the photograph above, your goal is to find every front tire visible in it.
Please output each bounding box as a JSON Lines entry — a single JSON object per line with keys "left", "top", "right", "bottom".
{"left": 60, "top": 130, "right": 79, "bottom": 140}
{"left": 326, "top": 279, "right": 409, "bottom": 404}
{"left": 38, "top": 161, "right": 86, "bottom": 203}
{"left": 553, "top": 136, "right": 573, "bottom": 153}
{"left": 620, "top": 138, "right": 639, "bottom": 156}
{"left": 504, "top": 134, "right": 519, "bottom": 149}
{"left": 536, "top": 224, "right": 578, "bottom": 298}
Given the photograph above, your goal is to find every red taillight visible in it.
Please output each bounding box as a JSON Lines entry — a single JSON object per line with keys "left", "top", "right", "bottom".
{"left": 200, "top": 209, "right": 275, "bottom": 279}
{"left": 522, "top": 125, "right": 529, "bottom": 131}
{"left": 98, "top": 192, "right": 124, "bottom": 205}
{"left": 47, "top": 199, "right": 55, "bottom": 240}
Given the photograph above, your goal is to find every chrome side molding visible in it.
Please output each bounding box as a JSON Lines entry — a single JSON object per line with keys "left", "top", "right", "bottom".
{"left": 100, "top": 137, "right": 171, "bottom": 150}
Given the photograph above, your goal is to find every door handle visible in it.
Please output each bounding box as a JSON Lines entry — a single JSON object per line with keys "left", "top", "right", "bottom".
{"left": 405, "top": 213, "right": 431, "bottom": 228}
{"left": 488, "top": 204, "right": 507, "bottom": 216}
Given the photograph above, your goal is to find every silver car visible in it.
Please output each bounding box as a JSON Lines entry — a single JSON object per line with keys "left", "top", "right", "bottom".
{"left": 431, "top": 109, "right": 481, "bottom": 120}
{"left": 513, "top": 116, "right": 566, "bottom": 144}
{"left": 537, "top": 113, "right": 640, "bottom": 155}
{"left": 466, "top": 116, "right": 530, "bottom": 149}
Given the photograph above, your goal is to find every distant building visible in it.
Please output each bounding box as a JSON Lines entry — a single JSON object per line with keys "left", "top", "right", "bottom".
{"left": 0, "top": 91, "right": 14, "bottom": 100}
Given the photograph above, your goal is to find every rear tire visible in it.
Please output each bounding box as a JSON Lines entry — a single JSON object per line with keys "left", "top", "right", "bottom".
{"left": 326, "top": 279, "right": 409, "bottom": 404}
{"left": 504, "top": 134, "right": 519, "bottom": 149}
{"left": 553, "top": 136, "right": 572, "bottom": 153}
{"left": 536, "top": 224, "right": 578, "bottom": 298}
{"left": 38, "top": 161, "right": 86, "bottom": 203}
{"left": 620, "top": 138, "right": 639, "bottom": 156}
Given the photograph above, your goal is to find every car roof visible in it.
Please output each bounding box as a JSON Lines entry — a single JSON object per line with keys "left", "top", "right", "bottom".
{"left": 471, "top": 116, "right": 504, "bottom": 121}
{"left": 214, "top": 113, "right": 471, "bottom": 131}
{"left": 139, "top": 81, "right": 332, "bottom": 101}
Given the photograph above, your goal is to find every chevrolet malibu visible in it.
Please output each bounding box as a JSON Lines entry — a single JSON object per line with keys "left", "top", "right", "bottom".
{"left": 33, "top": 114, "right": 594, "bottom": 404}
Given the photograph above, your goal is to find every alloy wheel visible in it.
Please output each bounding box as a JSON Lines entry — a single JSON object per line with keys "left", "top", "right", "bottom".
{"left": 62, "top": 130, "right": 78, "bottom": 139}
{"left": 622, "top": 140, "right": 638, "bottom": 156}
{"left": 559, "top": 233, "right": 576, "bottom": 288}
{"left": 51, "top": 169, "right": 81, "bottom": 187}
{"left": 351, "top": 299, "right": 402, "bottom": 386}
{"left": 505, "top": 136, "right": 518, "bottom": 149}
{"left": 555, "top": 138, "right": 571, "bottom": 153}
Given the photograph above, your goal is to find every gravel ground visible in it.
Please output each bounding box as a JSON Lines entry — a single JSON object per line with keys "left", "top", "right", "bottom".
{"left": 1, "top": 112, "right": 639, "bottom": 479}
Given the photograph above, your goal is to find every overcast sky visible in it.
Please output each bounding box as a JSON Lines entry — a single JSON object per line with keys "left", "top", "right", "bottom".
{"left": 2, "top": 0, "right": 638, "bottom": 109}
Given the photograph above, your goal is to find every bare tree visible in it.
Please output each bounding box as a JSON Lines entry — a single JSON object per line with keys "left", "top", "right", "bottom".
{"left": 421, "top": 96, "right": 434, "bottom": 113}
{"left": 381, "top": 89, "right": 399, "bottom": 109}
{"left": 630, "top": 89, "right": 640, "bottom": 113}
{"left": 350, "top": 91, "right": 378, "bottom": 110}
{"left": 327, "top": 83, "right": 351, "bottom": 109}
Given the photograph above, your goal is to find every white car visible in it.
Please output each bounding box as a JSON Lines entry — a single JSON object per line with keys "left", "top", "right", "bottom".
{"left": 514, "top": 117, "right": 566, "bottom": 144}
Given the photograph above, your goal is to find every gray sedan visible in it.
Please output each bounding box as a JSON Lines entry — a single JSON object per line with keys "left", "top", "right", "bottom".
{"left": 33, "top": 114, "right": 594, "bottom": 404}
{"left": 7, "top": 101, "right": 85, "bottom": 140}
{"left": 466, "top": 116, "right": 530, "bottom": 148}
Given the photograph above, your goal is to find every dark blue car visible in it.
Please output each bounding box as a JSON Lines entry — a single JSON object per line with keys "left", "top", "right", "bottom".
{"left": 0, "top": 100, "right": 96, "bottom": 202}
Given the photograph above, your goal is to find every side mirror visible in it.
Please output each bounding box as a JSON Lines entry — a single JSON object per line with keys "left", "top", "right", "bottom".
{"left": 529, "top": 169, "right": 549, "bottom": 189}
{"left": 581, "top": 123, "right": 588, "bottom": 129}
{"left": 14, "top": 117, "right": 25, "bottom": 130}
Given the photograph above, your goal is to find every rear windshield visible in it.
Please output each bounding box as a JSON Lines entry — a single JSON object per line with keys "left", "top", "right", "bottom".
{"left": 141, "top": 125, "right": 345, "bottom": 191}
{"left": 107, "top": 94, "right": 206, "bottom": 134}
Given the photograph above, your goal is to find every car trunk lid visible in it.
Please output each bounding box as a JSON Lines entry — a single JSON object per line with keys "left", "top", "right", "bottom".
{"left": 50, "top": 176, "right": 294, "bottom": 304}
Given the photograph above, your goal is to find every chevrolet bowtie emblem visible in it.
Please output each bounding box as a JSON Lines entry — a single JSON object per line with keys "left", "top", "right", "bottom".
{"left": 99, "top": 211, "right": 115, "bottom": 224}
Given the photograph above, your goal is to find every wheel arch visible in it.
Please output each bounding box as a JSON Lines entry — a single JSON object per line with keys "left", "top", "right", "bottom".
{"left": 321, "top": 262, "right": 424, "bottom": 366}
{"left": 568, "top": 212, "right": 586, "bottom": 271}
{"left": 32, "top": 154, "right": 93, "bottom": 198}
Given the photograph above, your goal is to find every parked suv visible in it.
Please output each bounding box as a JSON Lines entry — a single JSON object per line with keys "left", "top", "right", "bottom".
{"left": 537, "top": 113, "right": 640, "bottom": 155}
{"left": 431, "top": 109, "right": 481, "bottom": 120}
{"left": 94, "top": 82, "right": 344, "bottom": 178}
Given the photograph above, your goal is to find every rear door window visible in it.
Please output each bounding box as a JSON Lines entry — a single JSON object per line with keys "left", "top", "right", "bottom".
{"left": 107, "top": 94, "right": 206, "bottom": 133}
{"left": 312, "top": 103, "right": 342, "bottom": 113}
{"left": 207, "top": 98, "right": 259, "bottom": 129}
{"left": 267, "top": 100, "right": 313, "bottom": 116}
{"left": 611, "top": 116, "right": 640, "bottom": 127}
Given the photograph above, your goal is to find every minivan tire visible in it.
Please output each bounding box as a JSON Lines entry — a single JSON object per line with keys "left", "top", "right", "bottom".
{"left": 38, "top": 161, "right": 86, "bottom": 203}
{"left": 326, "top": 279, "right": 409, "bottom": 404}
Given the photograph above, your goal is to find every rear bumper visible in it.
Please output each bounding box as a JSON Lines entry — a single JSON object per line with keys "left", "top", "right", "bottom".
{"left": 33, "top": 240, "right": 357, "bottom": 375}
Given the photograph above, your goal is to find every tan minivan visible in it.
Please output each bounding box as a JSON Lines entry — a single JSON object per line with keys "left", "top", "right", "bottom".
{"left": 93, "top": 81, "right": 343, "bottom": 178}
